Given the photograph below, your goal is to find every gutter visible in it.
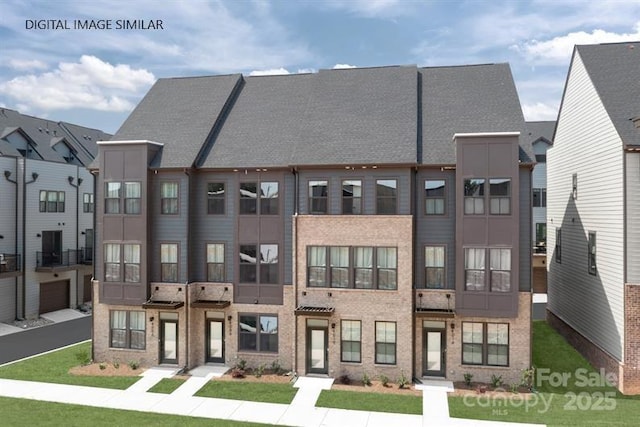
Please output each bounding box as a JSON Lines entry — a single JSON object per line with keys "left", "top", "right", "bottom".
{"left": 67, "top": 170, "right": 81, "bottom": 307}
{"left": 292, "top": 167, "right": 299, "bottom": 374}
{"left": 3, "top": 159, "right": 19, "bottom": 320}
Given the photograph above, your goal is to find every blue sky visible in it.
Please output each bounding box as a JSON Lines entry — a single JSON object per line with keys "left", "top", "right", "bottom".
{"left": 1, "top": 0, "right": 640, "bottom": 134}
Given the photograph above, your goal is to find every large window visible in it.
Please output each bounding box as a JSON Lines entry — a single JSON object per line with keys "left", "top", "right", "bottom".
{"left": 161, "top": 243, "right": 178, "bottom": 282}
{"left": 207, "top": 182, "right": 225, "bottom": 214}
{"left": 588, "top": 231, "right": 597, "bottom": 275}
{"left": 123, "top": 244, "right": 141, "bottom": 283}
{"left": 377, "top": 247, "right": 397, "bottom": 289}
{"left": 425, "top": 180, "right": 445, "bottom": 215}
{"left": 489, "top": 178, "right": 511, "bottom": 214}
{"left": 240, "top": 244, "right": 279, "bottom": 284}
{"left": 375, "top": 321, "right": 396, "bottom": 364}
{"left": 260, "top": 182, "right": 279, "bottom": 215}
{"left": 309, "top": 180, "right": 328, "bottom": 214}
{"left": 532, "top": 188, "right": 546, "bottom": 208}
{"left": 260, "top": 244, "right": 278, "bottom": 284}
{"left": 240, "top": 182, "right": 278, "bottom": 215}
{"left": 239, "top": 245, "right": 257, "bottom": 283}
{"left": 124, "top": 182, "right": 141, "bottom": 214}
{"left": 206, "top": 243, "right": 225, "bottom": 282}
{"left": 425, "top": 246, "right": 445, "bottom": 288}
{"left": 341, "top": 320, "right": 361, "bottom": 363}
{"left": 354, "top": 247, "right": 373, "bottom": 289}
{"left": 376, "top": 179, "right": 397, "bottom": 214}
{"left": 342, "top": 180, "right": 362, "bottom": 214}
{"left": 463, "top": 322, "right": 509, "bottom": 366}
{"left": 490, "top": 249, "right": 511, "bottom": 292}
{"left": 39, "top": 190, "right": 65, "bottom": 213}
{"left": 536, "top": 223, "right": 547, "bottom": 247}
{"left": 239, "top": 314, "right": 278, "bottom": 352}
{"left": 464, "top": 248, "right": 485, "bottom": 291}
{"left": 105, "top": 244, "right": 140, "bottom": 283}
{"left": 104, "top": 244, "right": 121, "bottom": 282}
{"left": 105, "top": 182, "right": 121, "bottom": 214}
{"left": 555, "top": 228, "right": 562, "bottom": 263}
{"left": 330, "top": 246, "right": 349, "bottom": 288}
{"left": 83, "top": 193, "right": 94, "bottom": 213}
{"left": 307, "top": 246, "right": 327, "bottom": 287}
{"left": 464, "top": 179, "right": 485, "bottom": 214}
{"left": 240, "top": 182, "right": 257, "bottom": 214}
{"left": 465, "top": 248, "right": 511, "bottom": 292}
{"left": 161, "top": 182, "right": 179, "bottom": 215}
{"left": 110, "top": 310, "right": 146, "bottom": 349}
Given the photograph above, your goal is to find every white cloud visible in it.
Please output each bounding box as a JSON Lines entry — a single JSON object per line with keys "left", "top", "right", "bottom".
{"left": 249, "top": 68, "right": 291, "bottom": 76}
{"left": 0, "top": 55, "right": 155, "bottom": 112}
{"left": 8, "top": 59, "right": 48, "bottom": 71}
{"left": 333, "top": 64, "right": 357, "bottom": 69}
{"left": 320, "top": 0, "right": 409, "bottom": 18}
{"left": 522, "top": 102, "right": 559, "bottom": 121}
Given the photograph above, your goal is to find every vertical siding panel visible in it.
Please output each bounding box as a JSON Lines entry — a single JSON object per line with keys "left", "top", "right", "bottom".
{"left": 626, "top": 153, "right": 640, "bottom": 282}
{"left": 520, "top": 169, "right": 532, "bottom": 291}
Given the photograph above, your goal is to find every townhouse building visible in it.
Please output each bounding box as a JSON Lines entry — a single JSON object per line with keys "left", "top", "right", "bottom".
{"left": 92, "top": 64, "right": 534, "bottom": 384}
{"left": 0, "top": 108, "right": 109, "bottom": 322}
{"left": 547, "top": 41, "right": 640, "bottom": 394}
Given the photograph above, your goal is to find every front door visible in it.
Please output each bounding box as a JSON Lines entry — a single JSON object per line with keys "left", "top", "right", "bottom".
{"left": 424, "top": 328, "right": 446, "bottom": 377}
{"left": 307, "top": 326, "right": 328, "bottom": 374}
{"left": 206, "top": 319, "right": 224, "bottom": 363}
{"left": 42, "top": 230, "right": 62, "bottom": 266}
{"left": 160, "top": 319, "right": 178, "bottom": 364}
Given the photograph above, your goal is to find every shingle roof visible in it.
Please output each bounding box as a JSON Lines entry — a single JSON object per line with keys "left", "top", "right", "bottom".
{"left": 420, "top": 63, "right": 532, "bottom": 164}
{"left": 576, "top": 42, "right": 640, "bottom": 146}
{"left": 525, "top": 121, "right": 555, "bottom": 145}
{"left": 111, "top": 74, "right": 243, "bottom": 168}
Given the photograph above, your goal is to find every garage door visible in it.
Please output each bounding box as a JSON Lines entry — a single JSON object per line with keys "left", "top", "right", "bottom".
{"left": 83, "top": 275, "right": 92, "bottom": 302}
{"left": 0, "top": 279, "right": 16, "bottom": 322}
{"left": 39, "top": 280, "right": 69, "bottom": 314}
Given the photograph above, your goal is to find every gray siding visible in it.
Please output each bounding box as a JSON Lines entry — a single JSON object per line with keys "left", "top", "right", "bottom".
{"left": 532, "top": 141, "right": 548, "bottom": 244}
{"left": 0, "top": 157, "right": 18, "bottom": 321}
{"left": 626, "top": 153, "right": 640, "bottom": 283}
{"left": 283, "top": 173, "right": 294, "bottom": 285}
{"left": 519, "top": 168, "right": 532, "bottom": 292}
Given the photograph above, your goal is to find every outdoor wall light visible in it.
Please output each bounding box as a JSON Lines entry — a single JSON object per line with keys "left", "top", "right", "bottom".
{"left": 331, "top": 323, "right": 336, "bottom": 329}
{"left": 36, "top": 233, "right": 41, "bottom": 238}
{"left": 0, "top": 235, "right": 3, "bottom": 239}
{"left": 227, "top": 315, "right": 232, "bottom": 321}
{"left": 149, "top": 316, "right": 154, "bottom": 322}
{"left": 450, "top": 322, "right": 455, "bottom": 331}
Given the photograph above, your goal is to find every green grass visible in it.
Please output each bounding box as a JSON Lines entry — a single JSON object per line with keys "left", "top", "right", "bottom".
{"left": 147, "top": 377, "right": 186, "bottom": 394}
{"left": 316, "top": 389, "right": 422, "bottom": 414}
{"left": 0, "top": 396, "right": 269, "bottom": 426}
{"left": 0, "top": 342, "right": 139, "bottom": 389}
{"left": 195, "top": 381, "right": 297, "bottom": 404}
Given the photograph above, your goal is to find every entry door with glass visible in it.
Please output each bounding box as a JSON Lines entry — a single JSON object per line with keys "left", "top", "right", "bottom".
{"left": 160, "top": 319, "right": 178, "bottom": 364}
{"left": 307, "top": 319, "right": 328, "bottom": 374}
{"left": 423, "top": 322, "right": 446, "bottom": 377}
{"left": 206, "top": 319, "right": 224, "bottom": 363}
{"left": 42, "top": 230, "right": 62, "bottom": 266}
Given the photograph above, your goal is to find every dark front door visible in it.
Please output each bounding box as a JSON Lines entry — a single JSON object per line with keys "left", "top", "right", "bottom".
{"left": 423, "top": 328, "right": 446, "bottom": 377}
{"left": 306, "top": 326, "right": 328, "bottom": 374}
{"left": 42, "top": 230, "right": 62, "bottom": 266}
{"left": 160, "top": 319, "right": 178, "bottom": 364}
{"left": 206, "top": 319, "right": 224, "bottom": 363}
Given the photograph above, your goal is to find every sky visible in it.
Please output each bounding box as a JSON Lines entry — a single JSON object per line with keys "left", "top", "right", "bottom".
{"left": 1, "top": 0, "right": 640, "bottom": 134}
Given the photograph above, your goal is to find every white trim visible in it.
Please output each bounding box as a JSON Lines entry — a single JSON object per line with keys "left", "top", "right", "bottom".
{"left": 452, "top": 132, "right": 521, "bottom": 140}
{"left": 96, "top": 139, "right": 164, "bottom": 147}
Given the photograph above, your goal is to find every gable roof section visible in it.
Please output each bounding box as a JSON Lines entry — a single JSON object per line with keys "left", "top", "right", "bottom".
{"left": 576, "top": 42, "right": 640, "bottom": 147}
{"left": 525, "top": 121, "right": 555, "bottom": 145}
{"left": 420, "top": 63, "right": 532, "bottom": 164}
{"left": 112, "top": 74, "right": 243, "bottom": 168}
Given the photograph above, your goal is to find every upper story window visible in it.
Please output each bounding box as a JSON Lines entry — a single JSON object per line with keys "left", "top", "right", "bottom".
{"left": 490, "top": 248, "right": 511, "bottom": 292}
{"left": 572, "top": 173, "right": 578, "bottom": 200}
{"left": 260, "top": 182, "right": 279, "bottom": 215}
{"left": 464, "top": 248, "right": 486, "bottom": 291}
{"left": 555, "top": 228, "right": 562, "bottom": 264}
{"left": 376, "top": 247, "right": 397, "bottom": 289}
{"left": 260, "top": 244, "right": 279, "bottom": 284}
{"left": 464, "top": 248, "right": 511, "bottom": 292}
{"left": 239, "top": 244, "right": 279, "bottom": 284}
{"left": 160, "top": 243, "right": 178, "bottom": 282}
{"left": 464, "top": 179, "right": 485, "bottom": 214}
{"left": 207, "top": 182, "right": 225, "bottom": 214}
{"left": 39, "top": 190, "right": 65, "bottom": 213}
{"left": 533, "top": 188, "right": 546, "bottom": 208}
{"left": 104, "top": 243, "right": 140, "bottom": 283}
{"left": 206, "top": 243, "right": 225, "bottom": 282}
{"left": 124, "top": 182, "right": 141, "bottom": 214}
{"left": 161, "top": 182, "right": 179, "bottom": 215}
{"left": 376, "top": 179, "right": 397, "bottom": 214}
{"left": 342, "top": 180, "right": 362, "bottom": 214}
{"left": 588, "top": 232, "right": 597, "bottom": 275}
{"left": 105, "top": 182, "right": 121, "bottom": 214}
{"left": 489, "top": 178, "right": 511, "bottom": 215}
{"left": 83, "top": 193, "right": 94, "bottom": 213}
{"left": 424, "top": 246, "right": 445, "bottom": 289}
{"left": 240, "top": 183, "right": 257, "bottom": 214}
{"left": 240, "top": 181, "right": 279, "bottom": 215}
{"left": 309, "top": 180, "right": 328, "bottom": 214}
{"left": 124, "top": 244, "right": 141, "bottom": 282}
{"left": 330, "top": 246, "right": 349, "bottom": 288}
{"left": 425, "top": 180, "right": 445, "bottom": 215}
{"left": 535, "top": 154, "right": 546, "bottom": 163}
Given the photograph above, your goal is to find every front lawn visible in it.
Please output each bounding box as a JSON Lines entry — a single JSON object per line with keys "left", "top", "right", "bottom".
{"left": 316, "top": 389, "right": 422, "bottom": 414}
{"left": 0, "top": 342, "right": 139, "bottom": 389}
{"left": 148, "top": 377, "right": 186, "bottom": 394}
{"left": 195, "top": 380, "right": 297, "bottom": 404}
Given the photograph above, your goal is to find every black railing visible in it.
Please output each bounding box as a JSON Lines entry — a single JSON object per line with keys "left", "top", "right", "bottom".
{"left": 0, "top": 253, "right": 20, "bottom": 273}
{"left": 80, "top": 247, "right": 93, "bottom": 264}
{"left": 36, "top": 250, "right": 81, "bottom": 268}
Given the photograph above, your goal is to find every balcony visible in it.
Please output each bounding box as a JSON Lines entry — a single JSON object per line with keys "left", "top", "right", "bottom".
{"left": 36, "top": 250, "right": 81, "bottom": 272}
{"left": 0, "top": 254, "right": 21, "bottom": 278}
{"left": 80, "top": 247, "right": 93, "bottom": 265}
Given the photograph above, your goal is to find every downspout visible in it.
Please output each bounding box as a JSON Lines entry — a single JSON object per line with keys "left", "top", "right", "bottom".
{"left": 3, "top": 161, "right": 19, "bottom": 320}
{"left": 91, "top": 170, "right": 97, "bottom": 362}
{"left": 292, "top": 167, "right": 299, "bottom": 374}
{"left": 68, "top": 171, "right": 81, "bottom": 307}
{"left": 184, "top": 167, "right": 191, "bottom": 371}
{"left": 22, "top": 161, "right": 39, "bottom": 319}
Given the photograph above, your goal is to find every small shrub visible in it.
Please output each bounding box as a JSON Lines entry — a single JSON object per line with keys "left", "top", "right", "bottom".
{"left": 510, "top": 383, "right": 520, "bottom": 394}
{"left": 75, "top": 350, "right": 91, "bottom": 366}
{"left": 254, "top": 364, "right": 266, "bottom": 378}
{"left": 128, "top": 360, "right": 140, "bottom": 370}
{"left": 339, "top": 374, "right": 351, "bottom": 385}
{"left": 476, "top": 385, "right": 487, "bottom": 394}
{"left": 490, "top": 374, "right": 503, "bottom": 388}
{"left": 113, "top": 360, "right": 120, "bottom": 369}
{"left": 379, "top": 374, "right": 390, "bottom": 387}
{"left": 397, "top": 370, "right": 409, "bottom": 389}
{"left": 270, "top": 359, "right": 283, "bottom": 375}
{"left": 521, "top": 366, "right": 535, "bottom": 391}
{"left": 463, "top": 373, "right": 473, "bottom": 387}
{"left": 236, "top": 359, "right": 247, "bottom": 370}
{"left": 99, "top": 363, "right": 107, "bottom": 370}
{"left": 362, "top": 372, "right": 372, "bottom": 387}
{"left": 231, "top": 367, "right": 245, "bottom": 378}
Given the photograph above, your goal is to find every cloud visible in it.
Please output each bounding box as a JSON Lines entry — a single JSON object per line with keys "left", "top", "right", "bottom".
{"left": 249, "top": 68, "right": 291, "bottom": 76}
{"left": 0, "top": 55, "right": 155, "bottom": 112}
{"left": 319, "top": 0, "right": 409, "bottom": 18}
{"left": 8, "top": 59, "right": 48, "bottom": 71}
{"left": 333, "top": 64, "right": 357, "bottom": 69}
{"left": 522, "top": 102, "right": 559, "bottom": 121}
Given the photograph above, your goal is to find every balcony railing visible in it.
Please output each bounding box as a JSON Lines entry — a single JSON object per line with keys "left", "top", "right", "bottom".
{"left": 0, "top": 253, "right": 21, "bottom": 274}
{"left": 80, "top": 247, "right": 93, "bottom": 264}
{"left": 36, "top": 250, "right": 81, "bottom": 269}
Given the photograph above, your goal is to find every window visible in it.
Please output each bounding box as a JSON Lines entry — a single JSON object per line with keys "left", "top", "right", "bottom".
{"left": 39, "top": 190, "right": 65, "bottom": 213}
{"left": 425, "top": 246, "right": 445, "bottom": 288}
{"left": 110, "top": 310, "right": 146, "bottom": 349}
{"left": 536, "top": 223, "right": 547, "bottom": 246}
{"left": 490, "top": 249, "right": 511, "bottom": 292}
{"left": 555, "top": 228, "right": 562, "bottom": 263}
{"left": 307, "top": 246, "right": 327, "bottom": 287}
{"left": 377, "top": 247, "right": 397, "bottom": 289}
{"left": 104, "top": 244, "right": 121, "bottom": 282}
{"left": 342, "top": 180, "right": 362, "bottom": 214}
{"left": 462, "top": 322, "right": 509, "bottom": 367}
{"left": 354, "top": 247, "right": 373, "bottom": 289}
{"left": 375, "top": 322, "right": 396, "bottom": 364}
{"left": 425, "top": 180, "right": 445, "bottom": 215}
{"left": 161, "top": 182, "right": 178, "bottom": 214}
{"left": 105, "top": 182, "right": 121, "bottom": 214}
{"left": 239, "top": 245, "right": 257, "bottom": 283}
{"left": 124, "top": 182, "right": 141, "bottom": 214}
{"left": 532, "top": 188, "right": 547, "bottom": 208}
{"left": 330, "top": 247, "right": 349, "bottom": 288}
{"left": 572, "top": 173, "right": 578, "bottom": 200}
{"left": 123, "top": 244, "right": 140, "bottom": 283}
{"left": 161, "top": 243, "right": 178, "bottom": 282}
{"left": 239, "top": 314, "right": 278, "bottom": 352}
{"left": 207, "top": 182, "right": 225, "bottom": 214}
{"left": 309, "top": 180, "right": 328, "bottom": 214}
{"left": 464, "top": 248, "right": 485, "bottom": 291}
{"left": 489, "top": 178, "right": 511, "bottom": 214}
{"left": 588, "top": 232, "right": 597, "bottom": 275}
{"left": 341, "top": 320, "right": 361, "bottom": 362}
{"left": 240, "top": 182, "right": 257, "bottom": 214}
{"left": 535, "top": 153, "right": 547, "bottom": 163}
{"left": 260, "top": 182, "right": 279, "bottom": 215}
{"left": 206, "top": 243, "right": 225, "bottom": 282}
{"left": 83, "top": 193, "right": 94, "bottom": 213}
{"left": 260, "top": 244, "right": 278, "bottom": 284}
{"left": 464, "top": 179, "right": 485, "bottom": 214}
{"left": 376, "top": 179, "right": 397, "bottom": 214}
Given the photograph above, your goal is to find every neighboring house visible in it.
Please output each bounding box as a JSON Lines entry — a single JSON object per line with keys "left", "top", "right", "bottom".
{"left": 91, "top": 63, "right": 534, "bottom": 385}
{"left": 0, "top": 108, "right": 109, "bottom": 322}
{"left": 547, "top": 41, "right": 640, "bottom": 394}
{"left": 526, "top": 121, "right": 555, "bottom": 293}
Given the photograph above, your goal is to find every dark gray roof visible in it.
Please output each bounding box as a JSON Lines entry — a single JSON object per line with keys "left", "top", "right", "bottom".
{"left": 112, "top": 74, "right": 243, "bottom": 168}
{"left": 525, "top": 121, "right": 555, "bottom": 145}
{"left": 420, "top": 63, "right": 532, "bottom": 164}
{"left": 576, "top": 42, "right": 640, "bottom": 146}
